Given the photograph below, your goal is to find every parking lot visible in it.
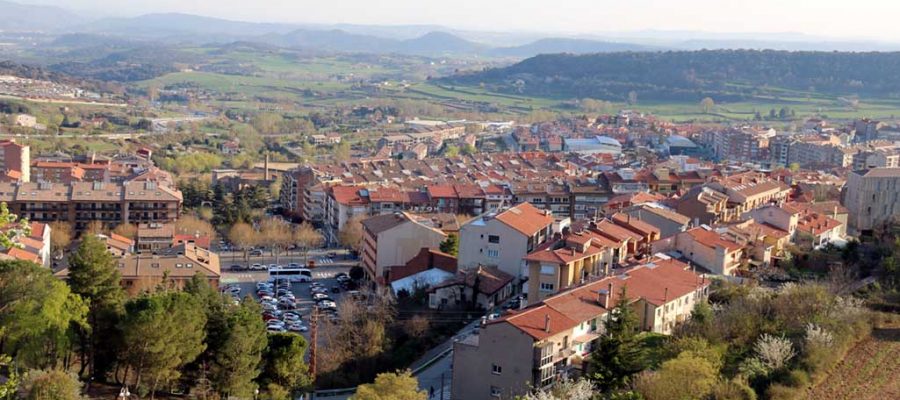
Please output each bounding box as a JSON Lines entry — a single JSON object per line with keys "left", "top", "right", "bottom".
{"left": 220, "top": 265, "right": 353, "bottom": 342}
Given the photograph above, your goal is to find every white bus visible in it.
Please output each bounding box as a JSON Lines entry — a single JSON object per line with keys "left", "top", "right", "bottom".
{"left": 268, "top": 267, "right": 313, "bottom": 282}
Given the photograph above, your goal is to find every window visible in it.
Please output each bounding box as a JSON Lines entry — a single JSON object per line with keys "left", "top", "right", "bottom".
{"left": 540, "top": 282, "right": 555, "bottom": 292}
{"left": 540, "top": 265, "right": 556, "bottom": 275}
{"left": 488, "top": 235, "right": 500, "bottom": 244}
{"left": 486, "top": 249, "right": 499, "bottom": 258}
{"left": 490, "top": 386, "right": 502, "bottom": 397}
{"left": 491, "top": 364, "right": 502, "bottom": 375}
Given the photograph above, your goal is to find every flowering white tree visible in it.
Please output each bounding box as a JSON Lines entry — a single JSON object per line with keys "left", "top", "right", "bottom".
{"left": 753, "top": 334, "right": 796, "bottom": 371}
{"left": 804, "top": 323, "right": 834, "bottom": 348}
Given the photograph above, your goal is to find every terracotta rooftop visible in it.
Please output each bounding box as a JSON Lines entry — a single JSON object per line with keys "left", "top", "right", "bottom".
{"left": 496, "top": 258, "right": 707, "bottom": 340}
{"left": 493, "top": 202, "right": 554, "bottom": 236}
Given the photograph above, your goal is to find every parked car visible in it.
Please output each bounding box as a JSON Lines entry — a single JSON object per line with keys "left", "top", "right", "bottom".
{"left": 230, "top": 264, "right": 244, "bottom": 271}
{"left": 288, "top": 323, "right": 308, "bottom": 333}
{"left": 312, "top": 293, "right": 330, "bottom": 301}
{"left": 283, "top": 313, "right": 302, "bottom": 323}
{"left": 267, "top": 326, "right": 287, "bottom": 333}
{"left": 317, "top": 300, "right": 337, "bottom": 309}
{"left": 331, "top": 286, "right": 341, "bottom": 293}
{"left": 250, "top": 263, "right": 265, "bottom": 271}
{"left": 249, "top": 249, "right": 263, "bottom": 256}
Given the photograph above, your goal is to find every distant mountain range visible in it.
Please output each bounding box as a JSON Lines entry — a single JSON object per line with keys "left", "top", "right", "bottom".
{"left": 0, "top": 0, "right": 81, "bottom": 32}
{"left": 4, "top": 1, "right": 900, "bottom": 57}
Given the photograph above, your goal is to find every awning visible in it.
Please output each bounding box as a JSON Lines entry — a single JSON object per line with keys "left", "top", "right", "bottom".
{"left": 572, "top": 332, "right": 601, "bottom": 344}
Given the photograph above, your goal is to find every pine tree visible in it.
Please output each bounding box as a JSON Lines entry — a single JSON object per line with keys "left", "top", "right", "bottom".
{"left": 67, "top": 235, "right": 124, "bottom": 380}
{"left": 588, "top": 286, "right": 646, "bottom": 392}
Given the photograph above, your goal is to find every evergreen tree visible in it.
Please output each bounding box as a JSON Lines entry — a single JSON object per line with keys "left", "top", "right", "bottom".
{"left": 209, "top": 299, "right": 268, "bottom": 398}
{"left": 261, "top": 333, "right": 312, "bottom": 397}
{"left": 439, "top": 234, "right": 459, "bottom": 256}
{"left": 67, "top": 235, "right": 124, "bottom": 380}
{"left": 589, "top": 286, "right": 646, "bottom": 392}
{"left": 119, "top": 291, "right": 207, "bottom": 398}
{"left": 0, "top": 260, "right": 87, "bottom": 369}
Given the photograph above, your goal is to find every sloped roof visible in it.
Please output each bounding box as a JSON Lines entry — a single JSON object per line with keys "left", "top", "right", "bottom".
{"left": 494, "top": 202, "right": 554, "bottom": 236}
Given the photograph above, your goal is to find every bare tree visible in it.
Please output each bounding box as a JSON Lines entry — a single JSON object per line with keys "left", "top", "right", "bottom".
{"left": 338, "top": 215, "right": 365, "bottom": 253}
{"left": 293, "top": 222, "right": 323, "bottom": 264}
{"left": 49, "top": 221, "right": 73, "bottom": 259}
{"left": 259, "top": 217, "right": 292, "bottom": 264}
{"left": 176, "top": 214, "right": 217, "bottom": 241}
{"left": 228, "top": 222, "right": 257, "bottom": 261}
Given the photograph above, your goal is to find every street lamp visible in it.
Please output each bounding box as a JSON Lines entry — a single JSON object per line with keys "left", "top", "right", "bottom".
{"left": 254, "top": 388, "right": 259, "bottom": 400}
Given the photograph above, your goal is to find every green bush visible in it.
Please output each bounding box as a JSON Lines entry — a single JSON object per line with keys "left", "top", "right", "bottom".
{"left": 709, "top": 379, "right": 757, "bottom": 400}
{"left": 765, "top": 383, "right": 802, "bottom": 400}
{"left": 782, "top": 369, "right": 810, "bottom": 388}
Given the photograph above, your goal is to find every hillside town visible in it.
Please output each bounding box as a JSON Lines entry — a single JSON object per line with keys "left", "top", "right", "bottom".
{"left": 1, "top": 2, "right": 900, "bottom": 399}
{"left": 1, "top": 103, "right": 899, "bottom": 400}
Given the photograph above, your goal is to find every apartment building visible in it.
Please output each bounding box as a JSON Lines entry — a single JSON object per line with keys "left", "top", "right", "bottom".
{"left": 673, "top": 227, "right": 744, "bottom": 275}
{"left": 458, "top": 203, "right": 554, "bottom": 280}
{"left": 624, "top": 205, "right": 691, "bottom": 239}
{"left": 360, "top": 212, "right": 447, "bottom": 284}
{"left": 524, "top": 229, "right": 619, "bottom": 304}
{"left": 451, "top": 258, "right": 709, "bottom": 400}
{"left": 0, "top": 140, "right": 29, "bottom": 182}
{"left": 843, "top": 168, "right": 900, "bottom": 235}
{"left": 0, "top": 180, "right": 182, "bottom": 231}
{"left": 711, "top": 129, "right": 770, "bottom": 162}
{"left": 677, "top": 186, "right": 731, "bottom": 225}
{"left": 708, "top": 172, "right": 791, "bottom": 216}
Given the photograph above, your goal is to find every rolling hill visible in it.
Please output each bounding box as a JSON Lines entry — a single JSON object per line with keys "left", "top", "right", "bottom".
{"left": 489, "top": 38, "right": 655, "bottom": 57}
{"left": 444, "top": 49, "right": 900, "bottom": 102}
{"left": 0, "top": 0, "right": 81, "bottom": 32}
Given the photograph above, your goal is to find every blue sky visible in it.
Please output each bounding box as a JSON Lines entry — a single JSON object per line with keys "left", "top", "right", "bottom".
{"left": 18, "top": 0, "right": 900, "bottom": 41}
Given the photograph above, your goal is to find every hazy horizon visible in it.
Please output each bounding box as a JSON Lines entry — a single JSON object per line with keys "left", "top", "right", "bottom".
{"left": 12, "top": 0, "right": 900, "bottom": 43}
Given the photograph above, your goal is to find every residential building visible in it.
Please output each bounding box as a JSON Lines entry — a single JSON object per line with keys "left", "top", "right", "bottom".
{"left": 136, "top": 222, "right": 177, "bottom": 253}
{"left": 56, "top": 243, "right": 219, "bottom": 295}
{"left": 458, "top": 203, "right": 554, "bottom": 280}
{"left": 0, "top": 140, "right": 29, "bottom": 182}
{"left": 429, "top": 266, "right": 515, "bottom": 310}
{"left": 451, "top": 258, "right": 709, "bottom": 400}
{"left": 624, "top": 205, "right": 691, "bottom": 239}
{"left": 676, "top": 186, "right": 730, "bottom": 225}
{"left": 0, "top": 181, "right": 181, "bottom": 232}
{"left": 360, "top": 212, "right": 447, "bottom": 284}
{"left": 843, "top": 168, "right": 900, "bottom": 235}
{"left": 673, "top": 227, "right": 744, "bottom": 275}
{"left": 0, "top": 221, "right": 50, "bottom": 267}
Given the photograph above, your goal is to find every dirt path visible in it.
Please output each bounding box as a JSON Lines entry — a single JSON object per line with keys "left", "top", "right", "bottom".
{"left": 806, "top": 327, "right": 900, "bottom": 400}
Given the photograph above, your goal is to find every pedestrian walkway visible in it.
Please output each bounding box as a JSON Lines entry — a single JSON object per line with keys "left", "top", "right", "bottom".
{"left": 316, "top": 257, "right": 334, "bottom": 265}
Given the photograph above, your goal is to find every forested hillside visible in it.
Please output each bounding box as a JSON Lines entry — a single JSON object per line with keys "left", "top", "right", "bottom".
{"left": 445, "top": 50, "right": 900, "bottom": 102}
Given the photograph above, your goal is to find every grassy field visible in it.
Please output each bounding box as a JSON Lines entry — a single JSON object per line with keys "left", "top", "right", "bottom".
{"left": 805, "top": 325, "right": 900, "bottom": 399}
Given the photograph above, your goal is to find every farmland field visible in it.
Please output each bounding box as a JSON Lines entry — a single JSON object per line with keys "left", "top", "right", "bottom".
{"left": 805, "top": 326, "right": 900, "bottom": 400}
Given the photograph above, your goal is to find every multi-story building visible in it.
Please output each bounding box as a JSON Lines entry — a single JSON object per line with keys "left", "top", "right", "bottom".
{"left": 0, "top": 180, "right": 181, "bottom": 232}
{"left": 360, "top": 212, "right": 447, "bottom": 284}
{"left": 711, "top": 129, "right": 770, "bottom": 162}
{"left": 451, "top": 258, "right": 709, "bottom": 400}
{"left": 0, "top": 140, "right": 29, "bottom": 182}
{"left": 673, "top": 227, "right": 744, "bottom": 275}
{"left": 458, "top": 203, "right": 555, "bottom": 280}
{"left": 843, "top": 168, "right": 900, "bottom": 235}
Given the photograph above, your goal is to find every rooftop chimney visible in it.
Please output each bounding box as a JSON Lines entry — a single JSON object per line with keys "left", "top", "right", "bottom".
{"left": 544, "top": 314, "right": 551, "bottom": 333}
{"left": 663, "top": 287, "right": 669, "bottom": 303}
{"left": 598, "top": 282, "right": 613, "bottom": 309}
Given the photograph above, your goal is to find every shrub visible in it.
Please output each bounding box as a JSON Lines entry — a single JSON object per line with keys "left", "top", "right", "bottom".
{"left": 782, "top": 369, "right": 810, "bottom": 388}
{"left": 635, "top": 352, "right": 717, "bottom": 400}
{"left": 709, "top": 379, "right": 757, "bottom": 400}
{"left": 765, "top": 383, "right": 802, "bottom": 400}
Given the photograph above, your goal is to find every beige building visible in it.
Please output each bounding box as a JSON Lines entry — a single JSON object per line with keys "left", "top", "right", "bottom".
{"left": 844, "top": 168, "right": 900, "bottom": 235}
{"left": 451, "top": 258, "right": 709, "bottom": 400}
{"left": 360, "top": 212, "right": 447, "bottom": 284}
{"left": 673, "top": 227, "right": 744, "bottom": 275}
{"left": 458, "top": 203, "right": 554, "bottom": 280}
{"left": 56, "top": 243, "right": 220, "bottom": 295}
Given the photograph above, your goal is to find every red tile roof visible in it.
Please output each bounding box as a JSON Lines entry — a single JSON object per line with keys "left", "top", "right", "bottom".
{"left": 494, "top": 202, "right": 554, "bottom": 236}
{"left": 683, "top": 227, "right": 743, "bottom": 251}
{"left": 496, "top": 258, "right": 706, "bottom": 340}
